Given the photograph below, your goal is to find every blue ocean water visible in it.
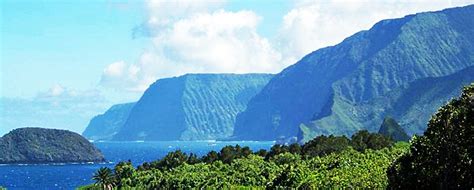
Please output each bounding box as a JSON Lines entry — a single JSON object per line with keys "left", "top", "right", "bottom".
{"left": 0, "top": 141, "right": 274, "bottom": 190}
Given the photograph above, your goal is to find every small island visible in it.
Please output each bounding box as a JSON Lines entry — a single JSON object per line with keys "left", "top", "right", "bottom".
{"left": 0, "top": 128, "right": 105, "bottom": 164}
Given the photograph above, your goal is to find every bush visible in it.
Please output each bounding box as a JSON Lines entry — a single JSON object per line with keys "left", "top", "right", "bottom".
{"left": 270, "top": 152, "right": 301, "bottom": 166}
{"left": 201, "top": 150, "right": 218, "bottom": 163}
{"left": 387, "top": 84, "right": 474, "bottom": 189}
{"left": 265, "top": 144, "right": 290, "bottom": 160}
{"left": 254, "top": 149, "right": 268, "bottom": 157}
{"left": 151, "top": 150, "right": 188, "bottom": 170}
{"left": 302, "top": 135, "right": 350, "bottom": 157}
{"left": 217, "top": 145, "right": 252, "bottom": 164}
{"left": 351, "top": 130, "right": 394, "bottom": 151}
{"left": 114, "top": 161, "right": 135, "bottom": 187}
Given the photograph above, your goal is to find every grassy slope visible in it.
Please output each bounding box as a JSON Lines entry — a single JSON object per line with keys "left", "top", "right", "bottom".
{"left": 303, "top": 66, "right": 474, "bottom": 141}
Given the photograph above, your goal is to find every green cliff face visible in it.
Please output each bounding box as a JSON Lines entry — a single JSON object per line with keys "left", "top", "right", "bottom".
{"left": 113, "top": 74, "right": 273, "bottom": 141}
{"left": 300, "top": 66, "right": 474, "bottom": 142}
{"left": 234, "top": 5, "right": 474, "bottom": 141}
{"left": 82, "top": 103, "right": 135, "bottom": 141}
{"left": 0, "top": 128, "right": 105, "bottom": 164}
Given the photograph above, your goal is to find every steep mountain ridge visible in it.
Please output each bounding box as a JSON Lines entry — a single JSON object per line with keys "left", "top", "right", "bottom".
{"left": 82, "top": 102, "right": 135, "bottom": 140}
{"left": 301, "top": 66, "right": 474, "bottom": 142}
{"left": 378, "top": 117, "right": 410, "bottom": 142}
{"left": 113, "top": 74, "right": 273, "bottom": 141}
{"left": 234, "top": 5, "right": 474, "bottom": 141}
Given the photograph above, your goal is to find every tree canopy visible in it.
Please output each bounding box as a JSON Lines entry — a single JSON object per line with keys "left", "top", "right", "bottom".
{"left": 85, "top": 130, "right": 400, "bottom": 189}
{"left": 387, "top": 83, "right": 474, "bottom": 189}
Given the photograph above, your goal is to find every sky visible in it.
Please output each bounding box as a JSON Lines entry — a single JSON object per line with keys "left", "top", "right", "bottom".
{"left": 1, "top": 0, "right": 473, "bottom": 135}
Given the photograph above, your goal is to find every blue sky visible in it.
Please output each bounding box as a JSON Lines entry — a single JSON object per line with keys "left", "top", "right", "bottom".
{"left": 1, "top": 0, "right": 473, "bottom": 135}
{"left": 2, "top": 0, "right": 147, "bottom": 98}
{"left": 1, "top": 0, "right": 290, "bottom": 99}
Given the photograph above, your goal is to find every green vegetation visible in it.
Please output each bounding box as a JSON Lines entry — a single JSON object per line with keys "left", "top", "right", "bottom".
{"left": 387, "top": 83, "right": 474, "bottom": 189}
{"left": 85, "top": 131, "right": 402, "bottom": 189}
{"left": 0, "top": 128, "right": 104, "bottom": 164}
{"left": 92, "top": 167, "right": 115, "bottom": 189}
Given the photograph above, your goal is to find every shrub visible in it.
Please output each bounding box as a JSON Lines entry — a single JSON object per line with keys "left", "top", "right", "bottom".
{"left": 302, "top": 135, "right": 350, "bottom": 157}
{"left": 387, "top": 84, "right": 474, "bottom": 189}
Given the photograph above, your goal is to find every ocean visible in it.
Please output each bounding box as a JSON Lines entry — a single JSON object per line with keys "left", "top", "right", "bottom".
{"left": 0, "top": 141, "right": 274, "bottom": 190}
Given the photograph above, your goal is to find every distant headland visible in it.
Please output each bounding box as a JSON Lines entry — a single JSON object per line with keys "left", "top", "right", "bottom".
{"left": 0, "top": 128, "right": 105, "bottom": 164}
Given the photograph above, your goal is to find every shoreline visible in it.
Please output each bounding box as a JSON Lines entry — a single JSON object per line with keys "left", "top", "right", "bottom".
{"left": 0, "top": 161, "right": 113, "bottom": 166}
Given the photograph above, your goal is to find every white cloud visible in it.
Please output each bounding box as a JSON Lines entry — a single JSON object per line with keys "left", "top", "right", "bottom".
{"left": 102, "top": 0, "right": 474, "bottom": 92}
{"left": 48, "top": 84, "right": 65, "bottom": 97}
{"left": 102, "top": 3, "right": 282, "bottom": 92}
{"left": 133, "top": 0, "right": 226, "bottom": 38}
{"left": 36, "top": 84, "right": 107, "bottom": 106}
{"left": 162, "top": 10, "right": 281, "bottom": 73}
{"left": 277, "top": 0, "right": 474, "bottom": 63}
{"left": 103, "top": 61, "right": 126, "bottom": 77}
{"left": 146, "top": 0, "right": 225, "bottom": 24}
{"left": 100, "top": 61, "right": 143, "bottom": 91}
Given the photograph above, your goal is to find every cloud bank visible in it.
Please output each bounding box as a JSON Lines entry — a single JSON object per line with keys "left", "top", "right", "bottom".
{"left": 101, "top": 0, "right": 474, "bottom": 92}
{"left": 0, "top": 84, "right": 110, "bottom": 135}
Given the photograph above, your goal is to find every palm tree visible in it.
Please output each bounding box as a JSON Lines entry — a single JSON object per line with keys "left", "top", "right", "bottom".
{"left": 92, "top": 167, "right": 115, "bottom": 190}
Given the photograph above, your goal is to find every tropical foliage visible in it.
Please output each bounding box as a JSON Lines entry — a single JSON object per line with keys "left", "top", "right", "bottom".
{"left": 387, "top": 83, "right": 474, "bottom": 189}
{"left": 86, "top": 130, "right": 403, "bottom": 189}
{"left": 92, "top": 167, "right": 115, "bottom": 190}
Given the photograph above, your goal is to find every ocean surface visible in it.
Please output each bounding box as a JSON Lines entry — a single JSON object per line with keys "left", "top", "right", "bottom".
{"left": 0, "top": 141, "right": 274, "bottom": 190}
